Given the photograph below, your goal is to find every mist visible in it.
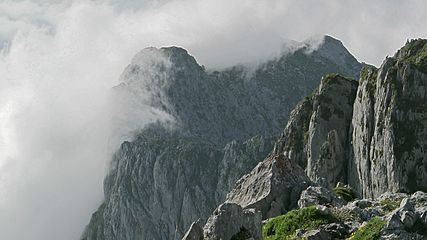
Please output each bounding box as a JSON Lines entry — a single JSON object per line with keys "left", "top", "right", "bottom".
{"left": 1, "top": 0, "right": 427, "bottom": 240}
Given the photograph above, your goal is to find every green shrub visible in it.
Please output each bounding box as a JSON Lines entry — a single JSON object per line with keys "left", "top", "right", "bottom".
{"left": 334, "top": 186, "right": 356, "bottom": 202}
{"left": 330, "top": 206, "right": 361, "bottom": 222}
{"left": 263, "top": 206, "right": 336, "bottom": 240}
{"left": 399, "top": 39, "right": 427, "bottom": 74}
{"left": 350, "top": 217, "right": 386, "bottom": 240}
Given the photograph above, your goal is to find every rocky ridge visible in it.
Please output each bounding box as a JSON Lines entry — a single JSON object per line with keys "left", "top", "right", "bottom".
{"left": 82, "top": 36, "right": 362, "bottom": 240}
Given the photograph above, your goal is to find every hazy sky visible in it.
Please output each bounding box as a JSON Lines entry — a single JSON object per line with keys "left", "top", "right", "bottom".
{"left": 1, "top": 1, "right": 427, "bottom": 240}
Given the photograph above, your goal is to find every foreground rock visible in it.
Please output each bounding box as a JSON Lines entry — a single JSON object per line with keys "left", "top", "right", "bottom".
{"left": 203, "top": 203, "right": 262, "bottom": 240}
{"left": 264, "top": 189, "right": 427, "bottom": 239}
{"left": 225, "top": 154, "right": 310, "bottom": 219}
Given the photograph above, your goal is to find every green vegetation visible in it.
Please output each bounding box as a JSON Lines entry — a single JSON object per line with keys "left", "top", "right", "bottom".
{"left": 322, "top": 72, "right": 357, "bottom": 86}
{"left": 378, "top": 198, "right": 401, "bottom": 212}
{"left": 262, "top": 206, "right": 336, "bottom": 240}
{"left": 350, "top": 217, "right": 386, "bottom": 240}
{"left": 334, "top": 186, "right": 356, "bottom": 202}
{"left": 399, "top": 39, "right": 427, "bottom": 74}
{"left": 359, "top": 65, "right": 378, "bottom": 96}
{"left": 330, "top": 207, "right": 361, "bottom": 222}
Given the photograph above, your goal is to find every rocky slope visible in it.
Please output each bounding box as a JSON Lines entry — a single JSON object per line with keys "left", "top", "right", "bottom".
{"left": 81, "top": 36, "right": 362, "bottom": 240}
{"left": 183, "top": 39, "right": 427, "bottom": 240}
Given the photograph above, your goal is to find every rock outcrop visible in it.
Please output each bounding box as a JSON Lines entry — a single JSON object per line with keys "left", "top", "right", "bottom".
{"left": 349, "top": 39, "right": 427, "bottom": 198}
{"left": 225, "top": 153, "right": 310, "bottom": 219}
{"left": 203, "top": 203, "right": 262, "bottom": 240}
{"left": 306, "top": 74, "right": 357, "bottom": 187}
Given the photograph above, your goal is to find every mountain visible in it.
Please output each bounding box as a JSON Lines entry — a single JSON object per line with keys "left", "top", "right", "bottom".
{"left": 184, "top": 39, "right": 427, "bottom": 240}
{"left": 81, "top": 35, "right": 363, "bottom": 240}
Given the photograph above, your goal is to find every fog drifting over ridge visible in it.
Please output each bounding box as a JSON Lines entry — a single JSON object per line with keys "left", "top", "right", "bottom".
{"left": 1, "top": 0, "right": 427, "bottom": 240}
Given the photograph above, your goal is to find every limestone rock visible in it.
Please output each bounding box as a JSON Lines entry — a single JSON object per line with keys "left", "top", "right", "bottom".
{"left": 298, "top": 186, "right": 345, "bottom": 208}
{"left": 306, "top": 74, "right": 358, "bottom": 187}
{"left": 225, "top": 153, "right": 310, "bottom": 219}
{"left": 182, "top": 219, "right": 203, "bottom": 240}
{"left": 349, "top": 39, "right": 427, "bottom": 198}
{"left": 203, "top": 203, "right": 262, "bottom": 240}
{"left": 295, "top": 229, "right": 331, "bottom": 240}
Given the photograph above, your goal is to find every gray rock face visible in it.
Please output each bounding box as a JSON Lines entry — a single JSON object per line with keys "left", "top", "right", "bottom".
{"left": 203, "top": 203, "right": 262, "bottom": 240}
{"left": 273, "top": 74, "right": 358, "bottom": 190}
{"left": 182, "top": 219, "right": 203, "bottom": 240}
{"left": 349, "top": 39, "right": 427, "bottom": 198}
{"left": 82, "top": 131, "right": 273, "bottom": 240}
{"left": 82, "top": 36, "right": 362, "bottom": 240}
{"left": 226, "top": 153, "right": 310, "bottom": 219}
{"left": 306, "top": 74, "right": 358, "bottom": 187}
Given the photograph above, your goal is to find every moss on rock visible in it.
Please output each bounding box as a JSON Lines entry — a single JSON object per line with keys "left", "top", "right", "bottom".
{"left": 350, "top": 217, "right": 386, "bottom": 240}
{"left": 262, "top": 206, "right": 336, "bottom": 240}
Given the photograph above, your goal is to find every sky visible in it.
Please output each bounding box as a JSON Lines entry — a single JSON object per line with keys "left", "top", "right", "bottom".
{"left": 0, "top": 0, "right": 427, "bottom": 239}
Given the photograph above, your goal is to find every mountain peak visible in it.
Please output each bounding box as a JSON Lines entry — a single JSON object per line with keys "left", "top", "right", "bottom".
{"left": 130, "top": 46, "right": 200, "bottom": 69}
{"left": 313, "top": 35, "right": 362, "bottom": 78}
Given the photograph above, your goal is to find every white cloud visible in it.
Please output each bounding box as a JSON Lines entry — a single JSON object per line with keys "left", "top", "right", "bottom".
{"left": 0, "top": 0, "right": 427, "bottom": 240}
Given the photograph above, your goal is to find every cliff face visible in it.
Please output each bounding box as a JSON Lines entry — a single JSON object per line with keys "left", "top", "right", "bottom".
{"left": 349, "top": 39, "right": 427, "bottom": 198}
{"left": 83, "top": 129, "right": 273, "bottom": 240}
{"left": 305, "top": 74, "right": 357, "bottom": 187}
{"left": 81, "top": 36, "right": 363, "bottom": 240}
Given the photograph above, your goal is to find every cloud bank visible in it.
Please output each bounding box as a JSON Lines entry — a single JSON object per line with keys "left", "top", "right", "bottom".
{"left": 1, "top": 0, "right": 427, "bottom": 240}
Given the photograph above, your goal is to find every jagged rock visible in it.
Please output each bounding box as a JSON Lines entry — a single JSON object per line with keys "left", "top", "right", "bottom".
{"left": 349, "top": 39, "right": 427, "bottom": 198}
{"left": 378, "top": 192, "right": 409, "bottom": 202}
{"left": 306, "top": 74, "right": 358, "bottom": 187}
{"left": 274, "top": 73, "right": 358, "bottom": 188}
{"left": 382, "top": 232, "right": 426, "bottom": 240}
{"left": 182, "top": 219, "right": 204, "bottom": 240}
{"left": 202, "top": 203, "right": 262, "bottom": 240}
{"left": 320, "top": 223, "right": 351, "bottom": 239}
{"left": 295, "top": 229, "right": 331, "bottom": 240}
{"left": 226, "top": 153, "right": 310, "bottom": 219}
{"left": 351, "top": 199, "right": 373, "bottom": 209}
{"left": 298, "top": 186, "right": 345, "bottom": 208}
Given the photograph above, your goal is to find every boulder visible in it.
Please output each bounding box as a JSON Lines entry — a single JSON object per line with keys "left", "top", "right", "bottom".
{"left": 203, "top": 203, "right": 262, "bottom": 240}
{"left": 298, "top": 186, "right": 345, "bottom": 208}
